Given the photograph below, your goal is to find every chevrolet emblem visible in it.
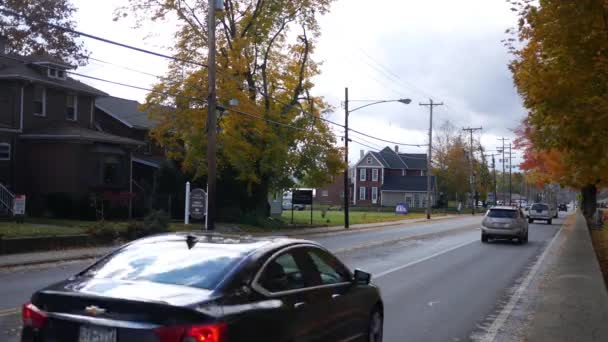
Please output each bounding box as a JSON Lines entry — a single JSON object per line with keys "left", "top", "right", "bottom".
{"left": 84, "top": 305, "right": 106, "bottom": 316}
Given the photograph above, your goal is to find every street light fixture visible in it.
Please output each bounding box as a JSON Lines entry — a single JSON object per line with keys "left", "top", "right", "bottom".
{"left": 343, "top": 87, "right": 411, "bottom": 229}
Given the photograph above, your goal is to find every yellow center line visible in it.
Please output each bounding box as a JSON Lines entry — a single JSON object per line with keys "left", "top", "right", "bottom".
{"left": 0, "top": 307, "right": 20, "bottom": 317}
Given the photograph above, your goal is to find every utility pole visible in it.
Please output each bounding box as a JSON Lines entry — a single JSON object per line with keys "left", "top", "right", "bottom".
{"left": 508, "top": 143, "right": 513, "bottom": 206}
{"left": 343, "top": 87, "right": 350, "bottom": 229}
{"left": 205, "top": 0, "right": 219, "bottom": 231}
{"left": 463, "top": 127, "right": 482, "bottom": 215}
{"left": 485, "top": 153, "right": 498, "bottom": 206}
{"left": 497, "top": 137, "right": 509, "bottom": 205}
{"left": 420, "top": 99, "right": 443, "bottom": 219}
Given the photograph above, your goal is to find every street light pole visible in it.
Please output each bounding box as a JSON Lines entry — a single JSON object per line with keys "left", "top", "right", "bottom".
{"left": 420, "top": 99, "right": 443, "bottom": 219}
{"left": 343, "top": 87, "right": 350, "bottom": 229}
{"left": 343, "top": 93, "right": 411, "bottom": 228}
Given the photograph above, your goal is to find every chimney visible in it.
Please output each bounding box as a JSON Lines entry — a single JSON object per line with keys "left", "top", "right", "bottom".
{"left": 360, "top": 150, "right": 364, "bottom": 159}
{"left": 394, "top": 145, "right": 399, "bottom": 153}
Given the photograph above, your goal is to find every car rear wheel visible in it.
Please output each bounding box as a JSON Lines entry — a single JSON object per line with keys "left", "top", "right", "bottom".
{"left": 528, "top": 218, "right": 533, "bottom": 224}
{"left": 547, "top": 219, "right": 552, "bottom": 225}
{"left": 368, "top": 307, "right": 383, "bottom": 342}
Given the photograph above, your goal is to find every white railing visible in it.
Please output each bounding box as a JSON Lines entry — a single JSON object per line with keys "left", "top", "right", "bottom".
{"left": 0, "top": 183, "right": 14, "bottom": 215}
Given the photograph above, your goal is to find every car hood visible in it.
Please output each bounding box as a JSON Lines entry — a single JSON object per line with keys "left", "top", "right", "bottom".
{"left": 42, "top": 277, "right": 217, "bottom": 307}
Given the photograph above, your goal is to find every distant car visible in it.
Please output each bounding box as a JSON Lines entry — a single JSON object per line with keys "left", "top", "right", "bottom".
{"left": 21, "top": 233, "right": 384, "bottom": 342}
{"left": 481, "top": 206, "right": 529, "bottom": 244}
{"left": 282, "top": 200, "right": 305, "bottom": 211}
{"left": 528, "top": 203, "right": 556, "bottom": 224}
{"left": 559, "top": 203, "right": 567, "bottom": 211}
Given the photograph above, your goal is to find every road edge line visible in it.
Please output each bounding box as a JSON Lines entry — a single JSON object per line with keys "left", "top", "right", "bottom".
{"left": 478, "top": 218, "right": 566, "bottom": 342}
{"left": 373, "top": 239, "right": 477, "bottom": 279}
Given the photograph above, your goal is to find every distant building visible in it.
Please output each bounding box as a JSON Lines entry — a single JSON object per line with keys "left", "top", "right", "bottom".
{"left": 352, "top": 146, "right": 436, "bottom": 208}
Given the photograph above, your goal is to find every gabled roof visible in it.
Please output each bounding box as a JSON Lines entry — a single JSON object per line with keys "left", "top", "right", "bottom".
{"left": 399, "top": 153, "right": 428, "bottom": 170}
{"left": 369, "top": 151, "right": 389, "bottom": 167}
{"left": 382, "top": 175, "right": 436, "bottom": 192}
{"left": 0, "top": 54, "right": 106, "bottom": 96}
{"left": 19, "top": 121, "right": 144, "bottom": 146}
{"left": 96, "top": 96, "right": 158, "bottom": 130}
{"left": 379, "top": 147, "right": 408, "bottom": 169}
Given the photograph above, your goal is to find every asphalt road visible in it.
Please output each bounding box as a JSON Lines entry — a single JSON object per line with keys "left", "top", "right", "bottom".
{"left": 0, "top": 213, "right": 564, "bottom": 342}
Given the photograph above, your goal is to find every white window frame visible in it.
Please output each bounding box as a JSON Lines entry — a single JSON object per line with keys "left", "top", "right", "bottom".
{"left": 66, "top": 94, "right": 78, "bottom": 121}
{"left": 47, "top": 67, "right": 67, "bottom": 80}
{"left": 0, "top": 143, "right": 10, "bottom": 161}
{"left": 359, "top": 168, "right": 366, "bottom": 181}
{"left": 402, "top": 169, "right": 405, "bottom": 176}
{"left": 359, "top": 186, "right": 366, "bottom": 200}
{"left": 371, "top": 187, "right": 378, "bottom": 204}
{"left": 372, "top": 168, "right": 379, "bottom": 182}
{"left": 33, "top": 86, "right": 46, "bottom": 117}
{"left": 366, "top": 156, "right": 372, "bottom": 164}
{"left": 321, "top": 190, "right": 329, "bottom": 197}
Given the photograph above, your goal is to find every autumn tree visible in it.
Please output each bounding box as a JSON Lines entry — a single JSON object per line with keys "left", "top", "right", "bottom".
{"left": 508, "top": 0, "right": 608, "bottom": 223}
{"left": 0, "top": 0, "right": 88, "bottom": 65}
{"left": 117, "top": 0, "right": 342, "bottom": 217}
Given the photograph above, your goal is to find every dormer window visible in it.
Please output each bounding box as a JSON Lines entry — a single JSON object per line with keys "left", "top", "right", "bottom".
{"left": 47, "top": 67, "right": 67, "bottom": 80}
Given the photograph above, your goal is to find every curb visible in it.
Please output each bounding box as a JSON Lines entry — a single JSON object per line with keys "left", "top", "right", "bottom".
{"left": 0, "top": 253, "right": 104, "bottom": 269}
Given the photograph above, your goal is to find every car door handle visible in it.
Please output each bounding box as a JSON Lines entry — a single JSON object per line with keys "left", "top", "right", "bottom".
{"left": 294, "top": 302, "right": 306, "bottom": 309}
{"left": 331, "top": 294, "right": 341, "bottom": 299}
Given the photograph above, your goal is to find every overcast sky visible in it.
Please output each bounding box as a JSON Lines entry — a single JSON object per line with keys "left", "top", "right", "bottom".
{"left": 71, "top": 0, "right": 524, "bottom": 170}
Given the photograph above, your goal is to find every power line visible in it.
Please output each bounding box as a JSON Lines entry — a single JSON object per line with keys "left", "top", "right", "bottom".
{"left": 0, "top": 7, "right": 426, "bottom": 148}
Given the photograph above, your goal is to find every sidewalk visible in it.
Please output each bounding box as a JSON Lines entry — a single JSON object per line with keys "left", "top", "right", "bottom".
{"left": 522, "top": 212, "right": 608, "bottom": 341}
{"left": 0, "top": 214, "right": 465, "bottom": 268}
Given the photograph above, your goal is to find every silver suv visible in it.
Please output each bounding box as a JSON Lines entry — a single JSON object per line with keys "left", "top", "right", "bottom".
{"left": 528, "top": 203, "right": 555, "bottom": 224}
{"left": 481, "top": 206, "right": 529, "bottom": 244}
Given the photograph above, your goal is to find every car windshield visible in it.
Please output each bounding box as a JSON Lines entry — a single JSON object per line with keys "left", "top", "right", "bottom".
{"left": 487, "top": 209, "right": 518, "bottom": 218}
{"left": 81, "top": 240, "right": 244, "bottom": 289}
{"left": 531, "top": 204, "right": 548, "bottom": 211}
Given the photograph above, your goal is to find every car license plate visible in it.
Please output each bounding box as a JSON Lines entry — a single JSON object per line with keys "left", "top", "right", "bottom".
{"left": 79, "top": 325, "right": 117, "bottom": 342}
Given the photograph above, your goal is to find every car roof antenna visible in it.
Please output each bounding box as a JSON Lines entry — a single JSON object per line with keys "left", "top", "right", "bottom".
{"left": 186, "top": 235, "right": 199, "bottom": 250}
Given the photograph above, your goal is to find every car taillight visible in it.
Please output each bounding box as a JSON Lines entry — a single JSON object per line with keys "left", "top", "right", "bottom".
{"left": 22, "top": 303, "right": 47, "bottom": 329}
{"left": 155, "top": 323, "right": 226, "bottom": 342}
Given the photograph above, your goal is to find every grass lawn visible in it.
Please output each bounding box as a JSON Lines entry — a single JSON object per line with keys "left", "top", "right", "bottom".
{"left": 591, "top": 220, "right": 608, "bottom": 288}
{"left": 0, "top": 218, "right": 129, "bottom": 238}
{"left": 281, "top": 210, "right": 436, "bottom": 226}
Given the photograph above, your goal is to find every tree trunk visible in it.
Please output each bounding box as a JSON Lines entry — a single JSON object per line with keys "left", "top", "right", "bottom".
{"left": 581, "top": 184, "right": 597, "bottom": 226}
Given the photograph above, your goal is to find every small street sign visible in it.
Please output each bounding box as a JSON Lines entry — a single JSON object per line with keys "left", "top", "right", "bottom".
{"left": 292, "top": 190, "right": 313, "bottom": 205}
{"left": 190, "top": 188, "right": 207, "bottom": 220}
{"left": 13, "top": 194, "right": 25, "bottom": 216}
{"left": 396, "top": 202, "right": 409, "bottom": 215}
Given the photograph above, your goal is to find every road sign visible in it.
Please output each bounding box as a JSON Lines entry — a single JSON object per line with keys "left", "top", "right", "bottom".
{"left": 13, "top": 195, "right": 25, "bottom": 216}
{"left": 292, "top": 190, "right": 313, "bottom": 205}
{"left": 396, "top": 202, "right": 409, "bottom": 215}
{"left": 189, "top": 188, "right": 207, "bottom": 220}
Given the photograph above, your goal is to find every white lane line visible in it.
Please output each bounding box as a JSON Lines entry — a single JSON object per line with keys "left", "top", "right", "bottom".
{"left": 374, "top": 239, "right": 478, "bottom": 279}
{"left": 478, "top": 224, "right": 564, "bottom": 342}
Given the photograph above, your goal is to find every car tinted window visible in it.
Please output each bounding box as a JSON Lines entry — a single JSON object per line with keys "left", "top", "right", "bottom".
{"left": 487, "top": 209, "right": 518, "bottom": 218}
{"left": 531, "top": 204, "right": 548, "bottom": 211}
{"left": 82, "top": 241, "right": 243, "bottom": 290}
{"left": 259, "top": 252, "right": 306, "bottom": 292}
{"left": 306, "top": 249, "right": 350, "bottom": 285}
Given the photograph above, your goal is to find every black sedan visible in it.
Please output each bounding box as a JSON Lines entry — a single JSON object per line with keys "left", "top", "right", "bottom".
{"left": 21, "top": 233, "right": 383, "bottom": 342}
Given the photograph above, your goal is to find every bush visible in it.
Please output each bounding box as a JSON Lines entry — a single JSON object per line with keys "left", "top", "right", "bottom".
{"left": 321, "top": 208, "right": 327, "bottom": 219}
{"left": 143, "top": 210, "right": 170, "bottom": 234}
{"left": 86, "top": 221, "right": 119, "bottom": 243}
{"left": 46, "top": 192, "right": 74, "bottom": 218}
{"left": 124, "top": 221, "right": 146, "bottom": 240}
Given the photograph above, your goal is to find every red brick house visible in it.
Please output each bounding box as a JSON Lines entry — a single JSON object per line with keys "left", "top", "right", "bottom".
{"left": 314, "top": 175, "right": 350, "bottom": 207}
{"left": 0, "top": 51, "right": 144, "bottom": 216}
{"left": 353, "top": 146, "right": 436, "bottom": 208}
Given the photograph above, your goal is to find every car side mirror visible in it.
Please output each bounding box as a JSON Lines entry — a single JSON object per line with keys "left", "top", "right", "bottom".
{"left": 353, "top": 269, "right": 371, "bottom": 285}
